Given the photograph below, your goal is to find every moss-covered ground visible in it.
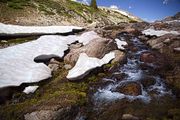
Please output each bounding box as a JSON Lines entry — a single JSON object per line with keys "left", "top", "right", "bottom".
{"left": 0, "top": 60, "right": 108, "bottom": 120}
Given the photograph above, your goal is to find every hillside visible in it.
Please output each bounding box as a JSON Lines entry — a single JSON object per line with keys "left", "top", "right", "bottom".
{"left": 0, "top": 0, "right": 141, "bottom": 26}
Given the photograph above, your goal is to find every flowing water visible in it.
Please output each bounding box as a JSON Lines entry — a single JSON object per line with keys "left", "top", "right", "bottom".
{"left": 84, "top": 33, "right": 175, "bottom": 119}
{"left": 94, "top": 33, "right": 172, "bottom": 104}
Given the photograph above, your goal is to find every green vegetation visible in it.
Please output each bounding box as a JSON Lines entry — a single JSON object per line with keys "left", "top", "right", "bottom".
{"left": 0, "top": 62, "right": 106, "bottom": 120}
{"left": 0, "top": 0, "right": 31, "bottom": 9}
{"left": 0, "top": 37, "right": 37, "bottom": 47}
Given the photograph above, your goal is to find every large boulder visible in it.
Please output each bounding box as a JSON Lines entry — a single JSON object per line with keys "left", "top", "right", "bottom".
{"left": 64, "top": 38, "right": 117, "bottom": 66}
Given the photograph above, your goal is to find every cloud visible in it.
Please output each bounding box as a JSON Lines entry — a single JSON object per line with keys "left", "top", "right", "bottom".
{"left": 110, "top": 5, "right": 119, "bottom": 9}
{"left": 71, "top": 0, "right": 90, "bottom": 5}
{"left": 129, "top": 6, "right": 132, "bottom": 9}
{"left": 81, "top": 0, "right": 90, "bottom": 5}
{"left": 163, "top": 0, "right": 169, "bottom": 4}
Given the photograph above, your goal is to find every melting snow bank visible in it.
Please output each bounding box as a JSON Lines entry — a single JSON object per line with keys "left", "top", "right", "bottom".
{"left": 23, "top": 86, "right": 39, "bottom": 94}
{"left": 0, "top": 23, "right": 83, "bottom": 35}
{"left": 0, "top": 31, "right": 100, "bottom": 88}
{"left": 67, "top": 52, "right": 115, "bottom": 80}
{"left": 142, "top": 28, "right": 179, "bottom": 37}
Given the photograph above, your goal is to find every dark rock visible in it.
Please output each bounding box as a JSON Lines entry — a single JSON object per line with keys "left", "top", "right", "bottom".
{"left": 140, "top": 76, "right": 156, "bottom": 88}
{"left": 112, "top": 72, "right": 127, "bottom": 81}
{"left": 131, "top": 22, "right": 150, "bottom": 31}
{"left": 34, "top": 54, "right": 61, "bottom": 64}
{"left": 116, "top": 82, "right": 142, "bottom": 96}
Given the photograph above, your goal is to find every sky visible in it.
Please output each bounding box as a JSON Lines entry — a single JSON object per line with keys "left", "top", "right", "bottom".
{"left": 75, "top": 0, "right": 180, "bottom": 22}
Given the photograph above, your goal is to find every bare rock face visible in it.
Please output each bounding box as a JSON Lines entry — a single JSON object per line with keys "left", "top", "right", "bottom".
{"left": 64, "top": 38, "right": 118, "bottom": 66}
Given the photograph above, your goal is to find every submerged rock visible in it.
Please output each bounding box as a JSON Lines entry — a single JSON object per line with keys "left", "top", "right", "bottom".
{"left": 116, "top": 82, "right": 142, "bottom": 96}
{"left": 140, "top": 76, "right": 156, "bottom": 88}
{"left": 112, "top": 72, "right": 127, "bottom": 81}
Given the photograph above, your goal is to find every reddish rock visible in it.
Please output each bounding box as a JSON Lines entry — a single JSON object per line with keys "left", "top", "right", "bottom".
{"left": 140, "top": 52, "right": 156, "bottom": 63}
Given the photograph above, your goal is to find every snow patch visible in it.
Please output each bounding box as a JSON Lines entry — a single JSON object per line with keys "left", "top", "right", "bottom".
{"left": 23, "top": 86, "right": 39, "bottom": 94}
{"left": 0, "top": 31, "right": 100, "bottom": 88}
{"left": 67, "top": 52, "right": 115, "bottom": 80}
{"left": 78, "top": 31, "right": 100, "bottom": 45}
{"left": 0, "top": 23, "right": 83, "bottom": 35}
{"left": 164, "top": 20, "right": 180, "bottom": 24}
{"left": 142, "top": 28, "right": 179, "bottom": 37}
{"left": 115, "top": 38, "right": 128, "bottom": 50}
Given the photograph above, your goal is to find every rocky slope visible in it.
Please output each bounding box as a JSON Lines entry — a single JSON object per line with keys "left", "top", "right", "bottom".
{"left": 0, "top": 0, "right": 141, "bottom": 26}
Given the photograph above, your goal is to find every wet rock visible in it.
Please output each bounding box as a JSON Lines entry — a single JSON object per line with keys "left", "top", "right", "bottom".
{"left": 116, "top": 82, "right": 142, "bottom": 96}
{"left": 122, "top": 114, "right": 139, "bottom": 120}
{"left": 140, "top": 52, "right": 156, "bottom": 63}
{"left": 64, "top": 38, "right": 117, "bottom": 66}
{"left": 140, "top": 76, "right": 156, "bottom": 88}
{"left": 112, "top": 72, "right": 126, "bottom": 81}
